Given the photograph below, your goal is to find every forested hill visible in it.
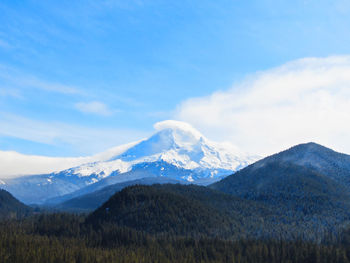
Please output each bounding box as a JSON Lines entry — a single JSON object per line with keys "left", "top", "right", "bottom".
{"left": 85, "top": 184, "right": 236, "bottom": 237}
{"left": 85, "top": 183, "right": 289, "bottom": 239}
{"left": 218, "top": 142, "right": 350, "bottom": 188}
{"left": 0, "top": 189, "right": 32, "bottom": 219}
{"left": 84, "top": 182, "right": 346, "bottom": 240}
{"left": 210, "top": 143, "right": 350, "bottom": 235}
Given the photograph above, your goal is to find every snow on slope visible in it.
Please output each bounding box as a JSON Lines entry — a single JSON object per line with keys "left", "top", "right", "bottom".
{"left": 62, "top": 120, "right": 258, "bottom": 180}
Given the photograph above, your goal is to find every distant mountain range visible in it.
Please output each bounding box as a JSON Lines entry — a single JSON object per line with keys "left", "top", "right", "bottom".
{"left": 2, "top": 141, "right": 350, "bottom": 241}
{"left": 84, "top": 142, "right": 350, "bottom": 240}
{"left": 0, "top": 120, "right": 258, "bottom": 204}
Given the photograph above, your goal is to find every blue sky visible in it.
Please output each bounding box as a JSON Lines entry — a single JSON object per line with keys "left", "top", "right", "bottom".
{"left": 1, "top": 0, "right": 350, "bottom": 156}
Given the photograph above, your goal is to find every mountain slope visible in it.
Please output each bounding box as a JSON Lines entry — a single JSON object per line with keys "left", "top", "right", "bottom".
{"left": 211, "top": 142, "right": 350, "bottom": 195}
{"left": 264, "top": 142, "right": 350, "bottom": 186}
{"left": 0, "top": 189, "right": 32, "bottom": 219}
{"left": 210, "top": 143, "right": 350, "bottom": 227}
{"left": 2, "top": 120, "right": 257, "bottom": 204}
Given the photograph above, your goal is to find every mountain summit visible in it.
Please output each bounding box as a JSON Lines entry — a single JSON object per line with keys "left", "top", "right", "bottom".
{"left": 110, "top": 120, "right": 255, "bottom": 171}
{"left": 49, "top": 120, "right": 257, "bottom": 182}
{"left": 210, "top": 142, "right": 350, "bottom": 234}
{"left": 1, "top": 120, "right": 258, "bottom": 204}
{"left": 211, "top": 141, "right": 350, "bottom": 201}
{"left": 114, "top": 120, "right": 208, "bottom": 163}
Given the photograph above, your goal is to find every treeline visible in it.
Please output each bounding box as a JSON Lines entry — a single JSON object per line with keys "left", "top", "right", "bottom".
{"left": 1, "top": 213, "right": 350, "bottom": 263}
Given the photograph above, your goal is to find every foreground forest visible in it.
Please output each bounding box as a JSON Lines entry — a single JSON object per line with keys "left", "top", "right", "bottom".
{"left": 2, "top": 213, "right": 350, "bottom": 263}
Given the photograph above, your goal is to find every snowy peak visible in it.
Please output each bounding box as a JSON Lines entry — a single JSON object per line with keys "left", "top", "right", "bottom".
{"left": 54, "top": 120, "right": 258, "bottom": 178}
{"left": 103, "top": 120, "right": 257, "bottom": 173}
{"left": 115, "top": 120, "right": 207, "bottom": 162}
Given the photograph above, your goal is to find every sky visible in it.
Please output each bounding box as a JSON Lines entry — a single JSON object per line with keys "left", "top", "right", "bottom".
{"left": 1, "top": 0, "right": 350, "bottom": 158}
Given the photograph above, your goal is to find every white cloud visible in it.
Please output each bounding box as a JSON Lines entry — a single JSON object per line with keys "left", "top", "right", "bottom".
{"left": 0, "top": 141, "right": 139, "bottom": 179}
{"left": 75, "top": 101, "right": 115, "bottom": 116}
{"left": 154, "top": 120, "right": 203, "bottom": 139}
{"left": 0, "top": 151, "right": 91, "bottom": 178}
{"left": 175, "top": 56, "right": 350, "bottom": 156}
{"left": 0, "top": 113, "right": 146, "bottom": 156}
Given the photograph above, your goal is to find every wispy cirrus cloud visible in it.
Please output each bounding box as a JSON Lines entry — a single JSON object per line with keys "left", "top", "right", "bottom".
{"left": 75, "top": 101, "right": 117, "bottom": 116}
{"left": 175, "top": 55, "right": 350, "bottom": 156}
{"left": 0, "top": 112, "right": 146, "bottom": 155}
{"left": 0, "top": 64, "right": 142, "bottom": 108}
{"left": 0, "top": 64, "right": 82, "bottom": 95}
{"left": 0, "top": 87, "right": 22, "bottom": 98}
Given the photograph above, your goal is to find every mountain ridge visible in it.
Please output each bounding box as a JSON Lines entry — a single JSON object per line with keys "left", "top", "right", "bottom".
{"left": 0, "top": 189, "right": 32, "bottom": 219}
{"left": 210, "top": 142, "right": 350, "bottom": 229}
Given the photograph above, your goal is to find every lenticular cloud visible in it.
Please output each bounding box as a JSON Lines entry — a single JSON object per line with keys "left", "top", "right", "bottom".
{"left": 175, "top": 56, "right": 350, "bottom": 156}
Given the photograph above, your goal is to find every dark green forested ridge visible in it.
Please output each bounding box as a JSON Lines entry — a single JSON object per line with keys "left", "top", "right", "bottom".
{"left": 85, "top": 184, "right": 235, "bottom": 238}
{"left": 221, "top": 142, "right": 350, "bottom": 188}
{"left": 211, "top": 161, "right": 350, "bottom": 210}
{"left": 85, "top": 183, "right": 302, "bottom": 239}
{"left": 0, "top": 189, "right": 32, "bottom": 219}
{"left": 210, "top": 143, "right": 350, "bottom": 236}
{"left": 84, "top": 182, "right": 348, "bottom": 241}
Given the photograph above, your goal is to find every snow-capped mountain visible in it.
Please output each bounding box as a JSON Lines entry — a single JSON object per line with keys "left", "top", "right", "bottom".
{"left": 62, "top": 121, "right": 257, "bottom": 179}
{"left": 1, "top": 120, "right": 259, "bottom": 204}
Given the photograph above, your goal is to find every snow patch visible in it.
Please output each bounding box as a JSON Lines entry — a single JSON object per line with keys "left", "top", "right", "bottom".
{"left": 186, "top": 175, "right": 194, "bottom": 182}
{"left": 90, "top": 178, "right": 98, "bottom": 184}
